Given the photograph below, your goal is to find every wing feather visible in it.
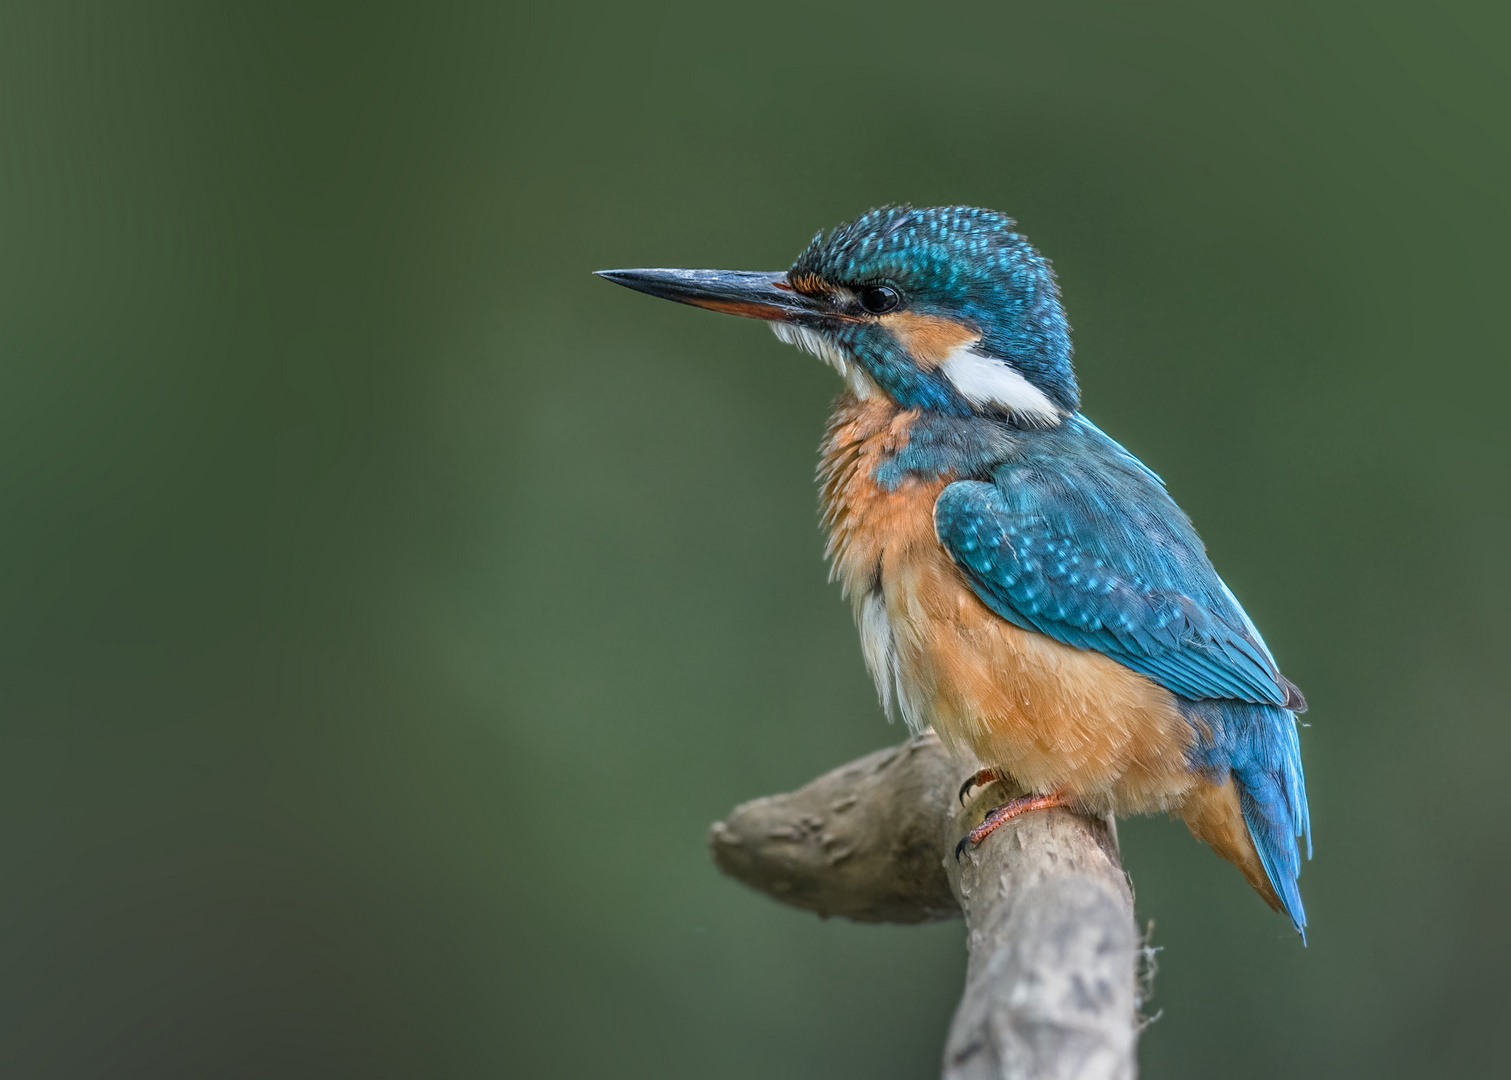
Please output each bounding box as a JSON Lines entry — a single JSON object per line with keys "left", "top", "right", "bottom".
{"left": 934, "top": 418, "right": 1301, "bottom": 709}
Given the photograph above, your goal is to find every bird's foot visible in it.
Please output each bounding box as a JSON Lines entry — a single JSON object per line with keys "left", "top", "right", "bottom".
{"left": 954, "top": 789, "right": 1071, "bottom": 861}
{"left": 957, "top": 766, "right": 1009, "bottom": 806}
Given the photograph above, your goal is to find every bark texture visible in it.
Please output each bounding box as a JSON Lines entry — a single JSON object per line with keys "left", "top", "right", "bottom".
{"left": 709, "top": 732, "right": 1139, "bottom": 1080}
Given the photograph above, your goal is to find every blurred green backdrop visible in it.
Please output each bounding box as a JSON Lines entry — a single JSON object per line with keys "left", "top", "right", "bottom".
{"left": 1, "top": 1, "right": 1508, "bottom": 1076}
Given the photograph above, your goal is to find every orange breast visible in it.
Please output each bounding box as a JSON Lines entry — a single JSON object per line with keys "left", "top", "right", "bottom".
{"left": 819, "top": 394, "right": 1198, "bottom": 815}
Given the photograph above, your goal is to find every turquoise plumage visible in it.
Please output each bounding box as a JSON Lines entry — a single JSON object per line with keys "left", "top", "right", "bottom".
{"left": 598, "top": 204, "right": 1314, "bottom": 938}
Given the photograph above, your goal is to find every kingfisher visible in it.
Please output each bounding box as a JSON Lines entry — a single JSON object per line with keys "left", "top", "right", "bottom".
{"left": 598, "top": 206, "right": 1311, "bottom": 938}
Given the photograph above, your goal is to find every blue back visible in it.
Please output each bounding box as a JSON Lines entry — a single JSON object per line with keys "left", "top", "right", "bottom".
{"left": 933, "top": 415, "right": 1304, "bottom": 711}
{"left": 890, "top": 411, "right": 1313, "bottom": 934}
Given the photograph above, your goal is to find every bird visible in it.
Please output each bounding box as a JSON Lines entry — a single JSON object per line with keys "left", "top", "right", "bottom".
{"left": 597, "top": 205, "right": 1311, "bottom": 938}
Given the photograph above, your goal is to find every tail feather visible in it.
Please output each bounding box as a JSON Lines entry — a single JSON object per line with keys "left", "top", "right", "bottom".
{"left": 1236, "top": 765, "right": 1309, "bottom": 938}
{"left": 1182, "top": 699, "right": 1312, "bottom": 939}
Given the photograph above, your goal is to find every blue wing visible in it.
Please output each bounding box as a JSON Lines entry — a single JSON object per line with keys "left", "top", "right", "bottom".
{"left": 934, "top": 416, "right": 1304, "bottom": 710}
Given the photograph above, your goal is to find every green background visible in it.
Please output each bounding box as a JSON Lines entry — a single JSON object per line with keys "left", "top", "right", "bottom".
{"left": 2, "top": 1, "right": 1507, "bottom": 1076}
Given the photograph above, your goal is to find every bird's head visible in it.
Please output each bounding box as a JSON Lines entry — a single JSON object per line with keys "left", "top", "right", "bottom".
{"left": 598, "top": 205, "right": 1077, "bottom": 424}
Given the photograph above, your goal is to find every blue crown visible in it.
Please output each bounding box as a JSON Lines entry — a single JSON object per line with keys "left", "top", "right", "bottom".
{"left": 792, "top": 205, "right": 1079, "bottom": 414}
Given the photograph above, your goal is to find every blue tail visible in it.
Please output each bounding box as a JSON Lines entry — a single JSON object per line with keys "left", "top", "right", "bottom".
{"left": 1186, "top": 700, "right": 1312, "bottom": 939}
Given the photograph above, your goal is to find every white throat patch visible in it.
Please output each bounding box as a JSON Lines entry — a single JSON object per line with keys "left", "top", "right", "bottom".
{"left": 938, "top": 342, "right": 1062, "bottom": 425}
{"left": 769, "top": 322, "right": 877, "bottom": 399}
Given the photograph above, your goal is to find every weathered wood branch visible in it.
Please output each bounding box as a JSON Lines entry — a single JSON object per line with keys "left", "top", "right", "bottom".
{"left": 709, "top": 733, "right": 1140, "bottom": 1080}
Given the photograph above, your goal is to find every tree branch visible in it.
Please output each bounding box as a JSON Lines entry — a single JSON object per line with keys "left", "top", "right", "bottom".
{"left": 709, "top": 732, "right": 1140, "bottom": 1080}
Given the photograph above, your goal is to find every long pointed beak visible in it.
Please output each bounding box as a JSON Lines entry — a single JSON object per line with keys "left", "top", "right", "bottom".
{"left": 594, "top": 268, "right": 835, "bottom": 323}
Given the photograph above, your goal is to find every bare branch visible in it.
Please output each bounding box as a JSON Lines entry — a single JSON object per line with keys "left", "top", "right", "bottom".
{"left": 709, "top": 733, "right": 1139, "bottom": 1080}
{"left": 709, "top": 736, "right": 963, "bottom": 923}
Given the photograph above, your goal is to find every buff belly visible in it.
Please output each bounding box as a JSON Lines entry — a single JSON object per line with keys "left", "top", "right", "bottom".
{"left": 820, "top": 395, "right": 1200, "bottom": 818}
{"left": 819, "top": 394, "right": 1282, "bottom": 908}
{"left": 886, "top": 517, "right": 1204, "bottom": 814}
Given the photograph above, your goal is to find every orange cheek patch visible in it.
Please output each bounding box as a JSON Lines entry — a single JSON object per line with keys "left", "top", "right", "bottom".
{"left": 880, "top": 312, "right": 979, "bottom": 368}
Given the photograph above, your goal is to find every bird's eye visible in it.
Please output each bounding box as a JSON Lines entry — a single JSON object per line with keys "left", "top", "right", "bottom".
{"left": 858, "top": 284, "right": 901, "bottom": 314}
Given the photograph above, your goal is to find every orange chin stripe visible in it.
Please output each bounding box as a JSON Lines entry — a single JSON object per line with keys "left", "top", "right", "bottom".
{"left": 879, "top": 312, "right": 979, "bottom": 368}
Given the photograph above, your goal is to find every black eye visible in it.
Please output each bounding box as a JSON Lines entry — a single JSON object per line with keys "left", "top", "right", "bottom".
{"left": 858, "top": 284, "right": 901, "bottom": 314}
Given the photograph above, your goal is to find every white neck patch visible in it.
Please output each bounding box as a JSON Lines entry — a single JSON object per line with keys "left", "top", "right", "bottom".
{"left": 769, "top": 321, "right": 877, "bottom": 399}
{"left": 938, "top": 342, "right": 1062, "bottom": 425}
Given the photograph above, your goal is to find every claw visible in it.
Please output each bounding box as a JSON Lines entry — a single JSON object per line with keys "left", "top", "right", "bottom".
{"left": 957, "top": 767, "right": 1003, "bottom": 806}
{"left": 954, "top": 835, "right": 970, "bottom": 862}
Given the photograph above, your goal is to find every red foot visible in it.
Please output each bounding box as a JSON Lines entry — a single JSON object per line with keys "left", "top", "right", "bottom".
{"left": 954, "top": 789, "right": 1071, "bottom": 861}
